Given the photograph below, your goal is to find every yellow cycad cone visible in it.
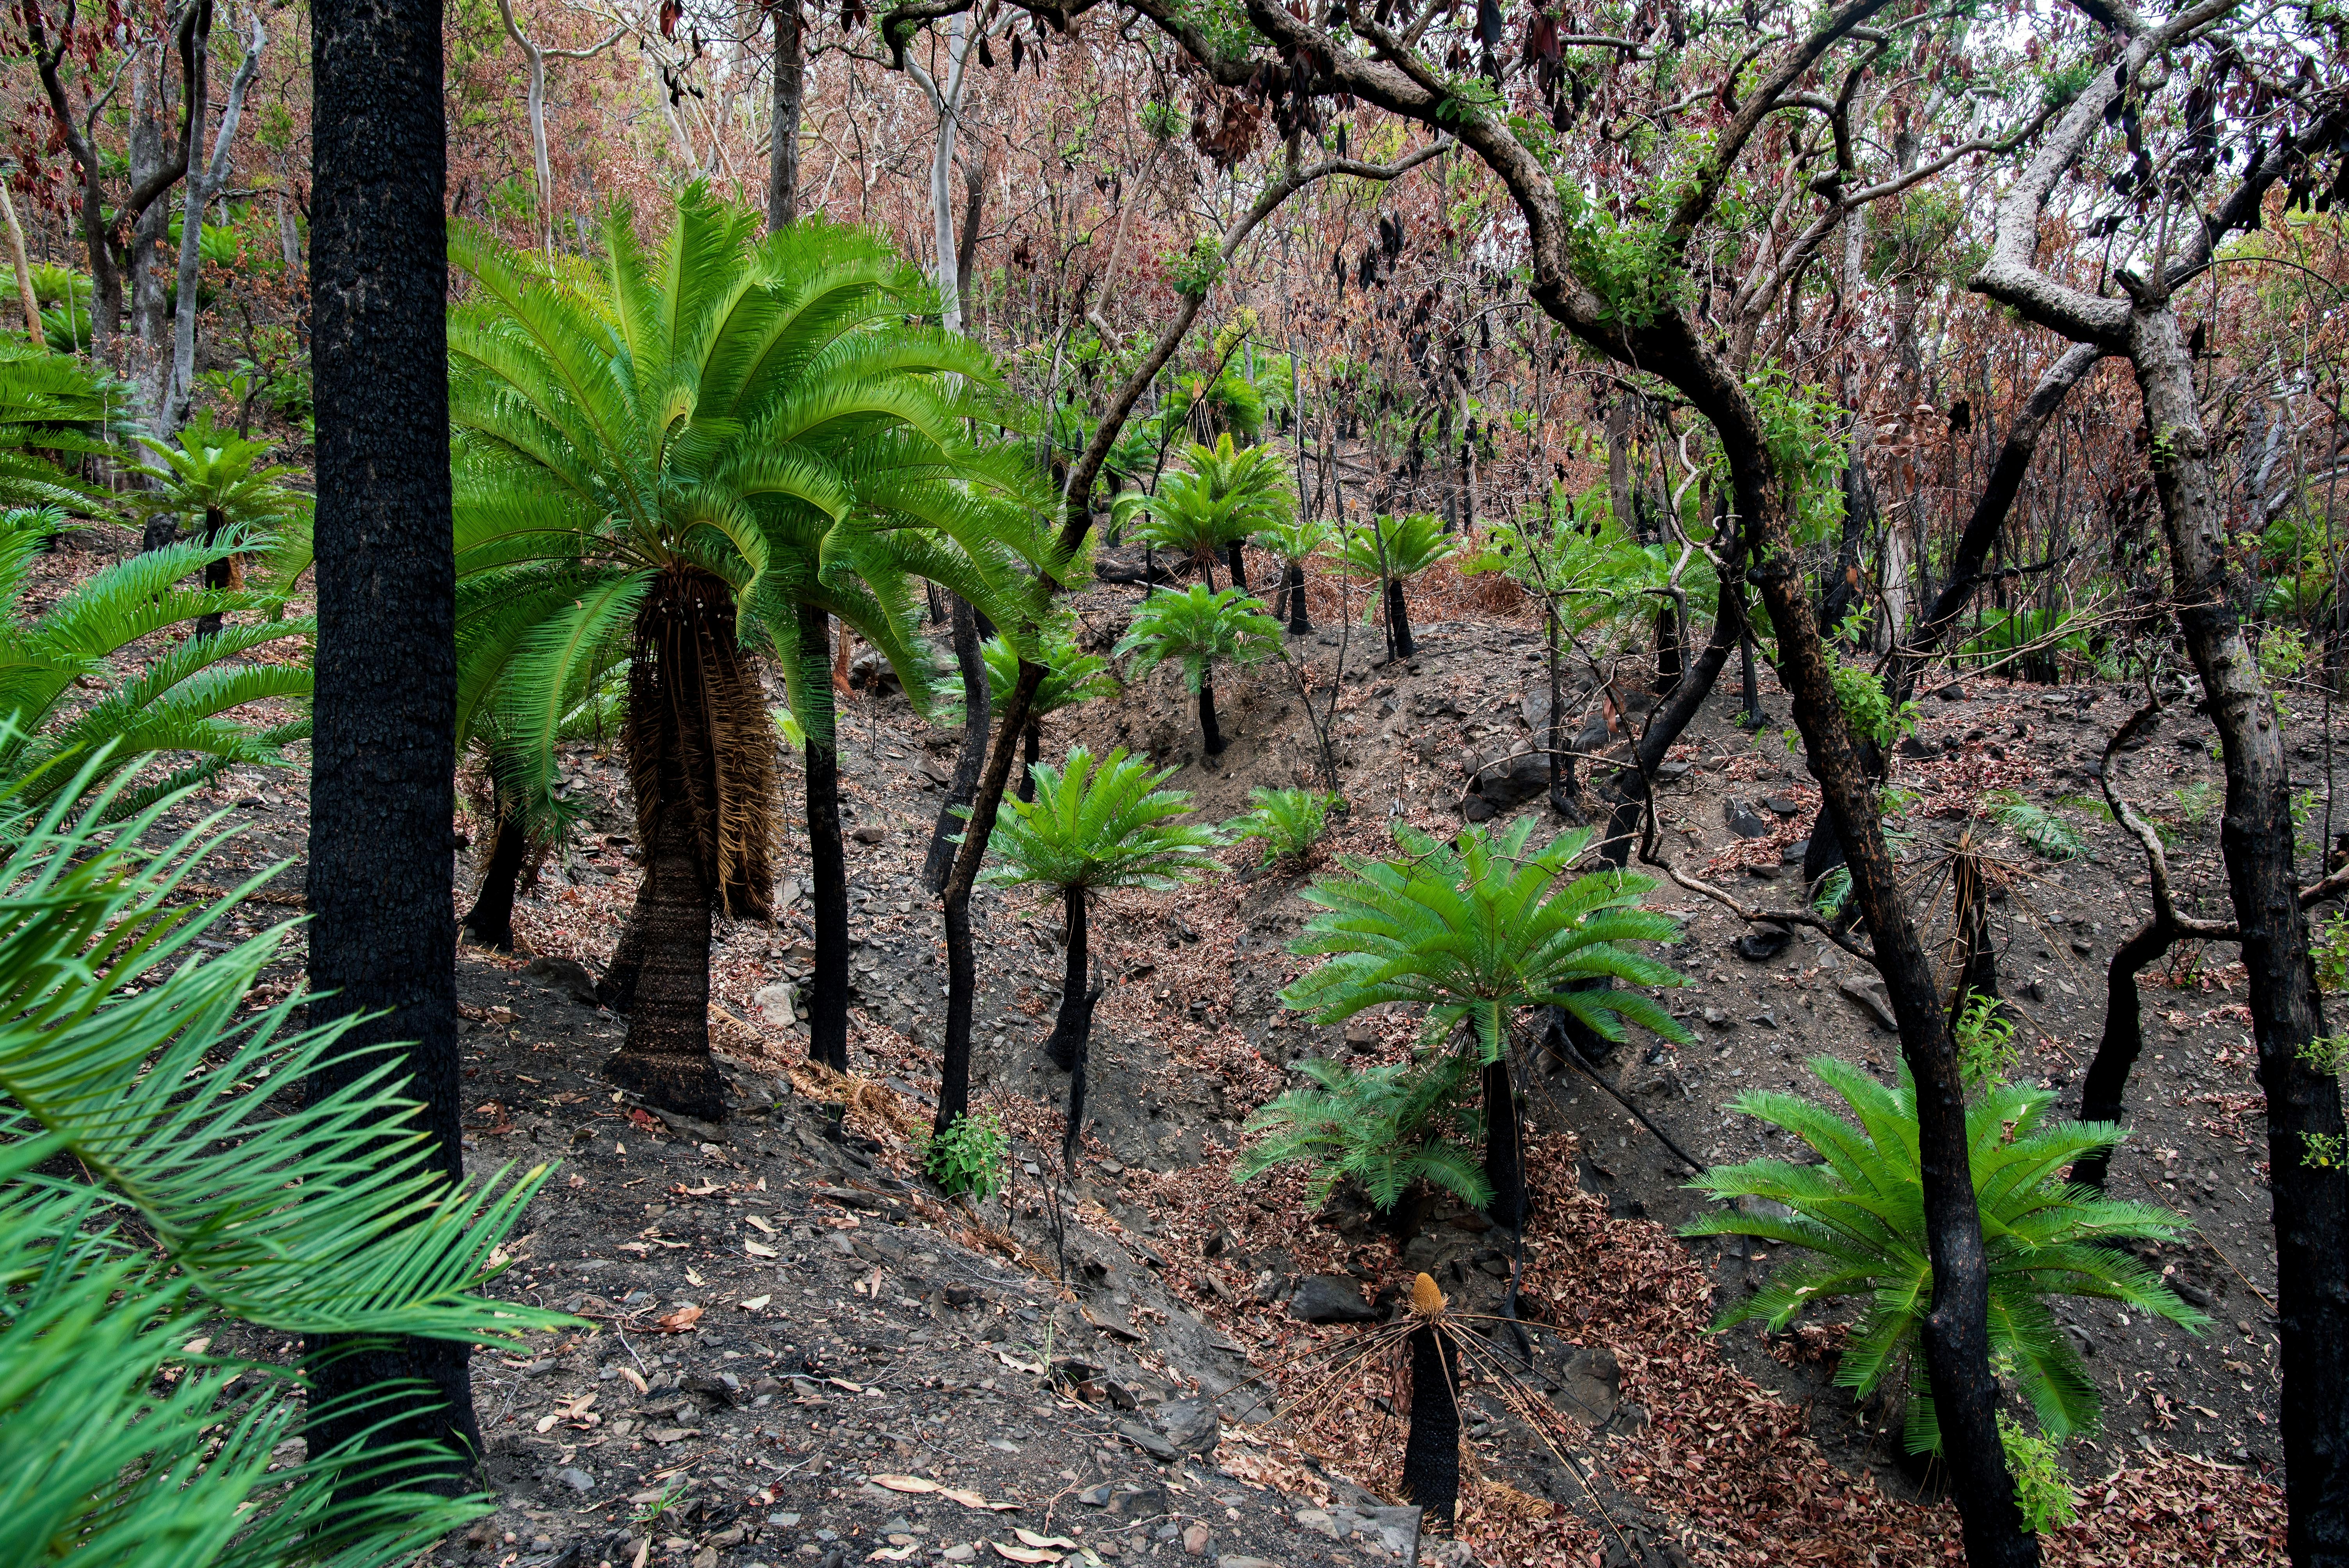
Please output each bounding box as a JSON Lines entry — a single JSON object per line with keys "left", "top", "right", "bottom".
{"left": 1410, "top": 1272, "right": 1446, "bottom": 1317}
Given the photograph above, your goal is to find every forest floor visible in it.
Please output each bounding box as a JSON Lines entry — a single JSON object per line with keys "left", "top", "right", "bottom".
{"left": 112, "top": 534, "right": 2316, "bottom": 1568}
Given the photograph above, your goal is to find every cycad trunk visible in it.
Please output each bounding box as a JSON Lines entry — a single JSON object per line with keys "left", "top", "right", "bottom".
{"left": 800, "top": 600, "right": 851, "bottom": 1073}
{"left": 607, "top": 567, "right": 775, "bottom": 1119}
{"left": 1045, "top": 884, "right": 1090, "bottom": 1070}
{"left": 460, "top": 799, "right": 527, "bottom": 952}
{"left": 194, "top": 503, "right": 230, "bottom": 639}
{"left": 1403, "top": 1322, "right": 1460, "bottom": 1531}
{"left": 1283, "top": 560, "right": 1310, "bottom": 634}
{"left": 1225, "top": 539, "right": 1247, "bottom": 591}
{"left": 1481, "top": 1054, "right": 1526, "bottom": 1233}
{"left": 1385, "top": 577, "right": 1415, "bottom": 658}
{"left": 1018, "top": 716, "right": 1040, "bottom": 804}
{"left": 1197, "top": 674, "right": 1225, "bottom": 756}
{"left": 922, "top": 595, "right": 989, "bottom": 892}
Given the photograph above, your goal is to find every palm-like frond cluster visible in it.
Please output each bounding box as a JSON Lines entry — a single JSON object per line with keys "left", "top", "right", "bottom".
{"left": 0, "top": 513, "right": 312, "bottom": 814}
{"left": 1333, "top": 510, "right": 1457, "bottom": 585}
{"left": 0, "top": 762, "right": 562, "bottom": 1562}
{"left": 1114, "top": 582, "right": 1283, "bottom": 695}
{"left": 1236, "top": 1053, "right": 1492, "bottom": 1210}
{"left": 1282, "top": 819, "right": 1693, "bottom": 1064}
{"left": 1681, "top": 1057, "right": 2207, "bottom": 1453}
{"left": 1114, "top": 434, "right": 1294, "bottom": 576}
{"left": 1225, "top": 784, "right": 1337, "bottom": 867}
{"left": 0, "top": 340, "right": 126, "bottom": 511}
{"left": 979, "top": 745, "right": 1223, "bottom": 897}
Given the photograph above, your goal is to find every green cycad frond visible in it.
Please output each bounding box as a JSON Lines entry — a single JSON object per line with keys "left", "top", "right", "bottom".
{"left": 1281, "top": 819, "right": 1690, "bottom": 1063}
{"left": 1680, "top": 1056, "right": 2207, "bottom": 1452}
{"left": 1233, "top": 1051, "right": 1490, "bottom": 1213}
{"left": 1124, "top": 435, "right": 1294, "bottom": 560}
{"left": 1112, "top": 583, "right": 1284, "bottom": 693}
{"left": 0, "top": 759, "right": 565, "bottom": 1562}
{"left": 1224, "top": 786, "right": 1338, "bottom": 866}
{"left": 0, "top": 517, "right": 310, "bottom": 807}
{"left": 125, "top": 410, "right": 310, "bottom": 538}
{"left": 1335, "top": 511, "right": 1456, "bottom": 584}
{"left": 980, "top": 612, "right": 1114, "bottom": 719}
{"left": 978, "top": 745, "right": 1223, "bottom": 896}
{"left": 0, "top": 341, "right": 123, "bottom": 512}
{"left": 449, "top": 185, "right": 1044, "bottom": 779}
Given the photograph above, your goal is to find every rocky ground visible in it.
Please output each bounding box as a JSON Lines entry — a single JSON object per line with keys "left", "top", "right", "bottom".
{"left": 132, "top": 543, "right": 2316, "bottom": 1567}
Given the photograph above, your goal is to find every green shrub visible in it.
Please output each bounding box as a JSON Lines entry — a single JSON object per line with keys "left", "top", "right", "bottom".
{"left": 1984, "top": 788, "right": 2088, "bottom": 861}
{"left": 1225, "top": 785, "right": 1338, "bottom": 867}
{"left": 0, "top": 759, "right": 563, "bottom": 1561}
{"left": 1999, "top": 1414, "right": 2078, "bottom": 1534}
{"left": 1954, "top": 991, "right": 2020, "bottom": 1090}
{"left": 1680, "top": 1057, "right": 2206, "bottom": 1453}
{"left": 923, "top": 1110, "right": 1011, "bottom": 1201}
{"left": 1234, "top": 1053, "right": 1488, "bottom": 1212}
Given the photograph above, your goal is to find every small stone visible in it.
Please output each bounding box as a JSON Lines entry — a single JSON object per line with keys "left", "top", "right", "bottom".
{"left": 851, "top": 823, "right": 888, "bottom": 844}
{"left": 1935, "top": 682, "right": 1967, "bottom": 701}
{"left": 1836, "top": 976, "right": 1898, "bottom": 1031}
{"left": 1182, "top": 1523, "right": 1211, "bottom": 1556}
{"left": 1763, "top": 796, "right": 1802, "bottom": 817}
{"left": 1108, "top": 1486, "right": 1170, "bottom": 1522}
{"left": 1116, "top": 1420, "right": 1182, "bottom": 1463}
{"left": 694, "top": 1550, "right": 720, "bottom": 1568}
{"left": 556, "top": 1466, "right": 594, "bottom": 1493}
{"left": 1157, "top": 1397, "right": 1220, "bottom": 1456}
{"left": 1078, "top": 1484, "right": 1114, "bottom": 1507}
{"left": 1287, "top": 1275, "right": 1378, "bottom": 1324}
{"left": 1294, "top": 1509, "right": 1341, "bottom": 1540}
{"left": 1219, "top": 1559, "right": 1281, "bottom": 1568}
{"left": 1557, "top": 1346, "right": 1622, "bottom": 1429}
{"left": 943, "top": 1546, "right": 977, "bottom": 1563}
{"left": 1701, "top": 1007, "right": 1732, "bottom": 1029}
{"left": 1733, "top": 925, "right": 1791, "bottom": 962}
{"left": 531, "top": 1538, "right": 554, "bottom": 1554}
{"left": 1723, "top": 800, "right": 1771, "bottom": 838}
{"left": 1780, "top": 838, "right": 1810, "bottom": 862}
{"left": 756, "top": 981, "right": 800, "bottom": 1028}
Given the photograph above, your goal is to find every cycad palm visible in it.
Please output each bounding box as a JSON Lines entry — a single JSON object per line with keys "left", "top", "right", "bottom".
{"left": 1280, "top": 820, "right": 1691, "bottom": 1225}
{"left": 447, "top": 187, "right": 1039, "bottom": 1110}
{"left": 1118, "top": 435, "right": 1293, "bottom": 591}
{"left": 1335, "top": 511, "right": 1456, "bottom": 657}
{"left": 1255, "top": 513, "right": 1330, "bottom": 634}
{"left": 1112, "top": 583, "right": 1282, "bottom": 756}
{"left": 979, "top": 746, "right": 1222, "bottom": 1070}
{"left": 0, "top": 511, "right": 311, "bottom": 813}
{"left": 1680, "top": 1058, "right": 2205, "bottom": 1454}
{"left": 126, "top": 412, "right": 311, "bottom": 635}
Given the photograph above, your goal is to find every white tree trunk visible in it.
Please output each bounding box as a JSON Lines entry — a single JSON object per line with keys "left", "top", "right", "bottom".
{"left": 160, "top": 7, "right": 264, "bottom": 437}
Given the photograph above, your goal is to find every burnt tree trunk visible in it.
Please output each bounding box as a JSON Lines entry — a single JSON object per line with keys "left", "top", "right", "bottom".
{"left": 2133, "top": 310, "right": 2346, "bottom": 1557}
{"left": 1226, "top": 539, "right": 1247, "bottom": 592}
{"left": 1283, "top": 559, "right": 1311, "bottom": 634}
{"left": 1596, "top": 545, "right": 1747, "bottom": 867}
{"left": 1403, "top": 1322, "right": 1461, "bottom": 1531}
{"left": 2070, "top": 914, "right": 2176, "bottom": 1190}
{"left": 800, "top": 602, "right": 851, "bottom": 1073}
{"left": 301, "top": 0, "right": 474, "bottom": 1488}
{"left": 194, "top": 502, "right": 230, "bottom": 639}
{"left": 1018, "top": 716, "right": 1040, "bottom": 804}
{"left": 1198, "top": 675, "right": 1225, "bottom": 756}
{"left": 923, "top": 594, "right": 990, "bottom": 892}
{"left": 460, "top": 801, "right": 528, "bottom": 952}
{"left": 1386, "top": 577, "right": 1415, "bottom": 658}
{"left": 765, "top": 0, "right": 801, "bottom": 230}
{"left": 1045, "top": 884, "right": 1092, "bottom": 1070}
{"left": 1481, "top": 1053, "right": 1526, "bottom": 1233}
{"left": 605, "top": 786, "right": 720, "bottom": 1117}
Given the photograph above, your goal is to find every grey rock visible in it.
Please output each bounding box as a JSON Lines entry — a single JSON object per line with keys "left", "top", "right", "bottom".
{"left": 526, "top": 955, "right": 602, "bottom": 1006}
{"left": 1935, "top": 682, "right": 1967, "bottom": 701}
{"left": 1763, "top": 796, "right": 1803, "bottom": 817}
{"left": 1356, "top": 1506, "right": 1423, "bottom": 1560}
{"left": 1078, "top": 1484, "right": 1115, "bottom": 1507}
{"left": 1219, "top": 1559, "right": 1283, "bottom": 1568}
{"left": 1467, "top": 748, "right": 1551, "bottom": 813}
{"left": 1836, "top": 976, "right": 1898, "bottom": 1031}
{"left": 555, "top": 1466, "right": 595, "bottom": 1493}
{"left": 1780, "top": 839, "right": 1810, "bottom": 863}
{"left": 1116, "top": 1420, "right": 1182, "bottom": 1463}
{"left": 1294, "top": 1509, "right": 1341, "bottom": 1540}
{"left": 1556, "top": 1347, "right": 1622, "bottom": 1429}
{"left": 755, "top": 981, "right": 800, "bottom": 1028}
{"left": 1288, "top": 1274, "right": 1378, "bottom": 1324}
{"left": 1107, "top": 1486, "right": 1171, "bottom": 1521}
{"left": 1723, "top": 799, "right": 1770, "bottom": 838}
{"left": 1156, "top": 1397, "right": 1220, "bottom": 1456}
{"left": 1733, "top": 925, "right": 1791, "bottom": 962}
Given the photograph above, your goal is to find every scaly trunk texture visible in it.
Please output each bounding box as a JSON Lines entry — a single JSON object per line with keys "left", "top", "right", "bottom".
{"left": 800, "top": 601, "right": 852, "bottom": 1073}
{"left": 2133, "top": 310, "right": 2347, "bottom": 1559}
{"left": 608, "top": 567, "right": 772, "bottom": 1119}
{"left": 1403, "top": 1322, "right": 1461, "bottom": 1531}
{"left": 194, "top": 503, "right": 230, "bottom": 639}
{"left": 301, "top": 0, "right": 473, "bottom": 1488}
{"left": 1018, "top": 717, "right": 1040, "bottom": 805}
{"left": 1198, "top": 677, "right": 1225, "bottom": 756}
{"left": 1226, "top": 539, "right": 1248, "bottom": 592}
{"left": 460, "top": 801, "right": 528, "bottom": 952}
{"left": 2070, "top": 915, "right": 2176, "bottom": 1191}
{"left": 923, "top": 595, "right": 990, "bottom": 892}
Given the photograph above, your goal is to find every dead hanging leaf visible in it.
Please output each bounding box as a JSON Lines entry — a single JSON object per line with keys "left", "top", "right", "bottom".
{"left": 988, "top": 1543, "right": 1060, "bottom": 1564}
{"left": 871, "top": 1475, "right": 942, "bottom": 1495}
{"left": 943, "top": 1488, "right": 1021, "bottom": 1512}
{"left": 653, "top": 1304, "right": 703, "bottom": 1333}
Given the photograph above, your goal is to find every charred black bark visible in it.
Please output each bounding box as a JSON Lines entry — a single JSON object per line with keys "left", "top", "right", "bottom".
{"left": 1018, "top": 716, "right": 1040, "bottom": 805}
{"left": 2070, "top": 916, "right": 2175, "bottom": 1190}
{"left": 1403, "top": 1323, "right": 1461, "bottom": 1531}
{"left": 604, "top": 791, "right": 724, "bottom": 1118}
{"left": 301, "top": 0, "right": 474, "bottom": 1488}
{"left": 800, "top": 602, "right": 850, "bottom": 1073}
{"left": 1198, "top": 678, "right": 1225, "bottom": 756}
{"left": 1481, "top": 1054, "right": 1526, "bottom": 1233}
{"left": 1226, "top": 539, "right": 1248, "bottom": 592}
{"left": 1386, "top": 577, "right": 1415, "bottom": 658}
{"left": 1045, "top": 885, "right": 1091, "bottom": 1071}
{"left": 1283, "top": 559, "right": 1311, "bottom": 633}
{"left": 460, "top": 803, "right": 527, "bottom": 952}
{"left": 923, "top": 595, "right": 991, "bottom": 893}
{"left": 1596, "top": 549, "right": 1746, "bottom": 867}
